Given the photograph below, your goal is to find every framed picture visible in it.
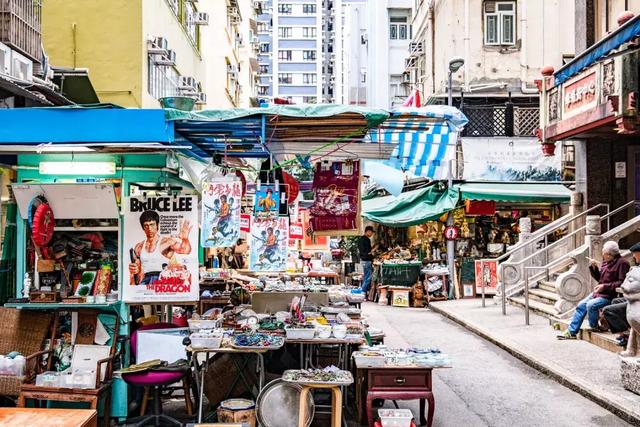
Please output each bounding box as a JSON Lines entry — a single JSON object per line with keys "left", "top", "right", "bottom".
{"left": 462, "top": 284, "right": 476, "bottom": 298}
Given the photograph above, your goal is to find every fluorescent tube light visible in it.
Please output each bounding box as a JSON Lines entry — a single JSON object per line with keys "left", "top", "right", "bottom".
{"left": 39, "top": 161, "right": 117, "bottom": 175}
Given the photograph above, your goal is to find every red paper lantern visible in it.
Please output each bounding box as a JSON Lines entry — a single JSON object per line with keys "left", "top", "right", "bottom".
{"left": 31, "top": 202, "right": 55, "bottom": 247}
{"left": 282, "top": 171, "right": 299, "bottom": 203}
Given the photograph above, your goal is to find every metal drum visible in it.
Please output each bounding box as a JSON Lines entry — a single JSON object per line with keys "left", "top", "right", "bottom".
{"left": 256, "top": 378, "right": 314, "bottom": 427}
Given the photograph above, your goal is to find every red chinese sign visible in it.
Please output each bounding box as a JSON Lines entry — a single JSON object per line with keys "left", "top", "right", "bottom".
{"left": 289, "top": 222, "right": 304, "bottom": 240}
{"left": 563, "top": 71, "right": 597, "bottom": 118}
{"left": 240, "top": 214, "right": 251, "bottom": 232}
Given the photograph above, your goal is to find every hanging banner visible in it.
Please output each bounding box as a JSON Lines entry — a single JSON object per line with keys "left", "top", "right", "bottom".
{"left": 249, "top": 218, "right": 289, "bottom": 272}
{"left": 462, "top": 138, "right": 561, "bottom": 181}
{"left": 123, "top": 196, "right": 199, "bottom": 303}
{"left": 289, "top": 222, "right": 304, "bottom": 240}
{"left": 201, "top": 179, "right": 242, "bottom": 248}
{"left": 309, "top": 160, "right": 361, "bottom": 235}
{"left": 254, "top": 184, "right": 280, "bottom": 220}
{"left": 240, "top": 213, "right": 251, "bottom": 232}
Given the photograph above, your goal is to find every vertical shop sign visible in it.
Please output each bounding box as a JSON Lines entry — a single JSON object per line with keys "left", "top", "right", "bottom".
{"left": 201, "top": 179, "right": 242, "bottom": 248}
{"left": 249, "top": 217, "right": 289, "bottom": 272}
{"left": 240, "top": 214, "right": 251, "bottom": 232}
{"left": 123, "top": 196, "right": 199, "bottom": 302}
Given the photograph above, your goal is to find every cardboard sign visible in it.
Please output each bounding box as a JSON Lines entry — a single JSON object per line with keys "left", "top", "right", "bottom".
{"left": 240, "top": 213, "right": 251, "bottom": 232}
{"left": 289, "top": 222, "right": 304, "bottom": 240}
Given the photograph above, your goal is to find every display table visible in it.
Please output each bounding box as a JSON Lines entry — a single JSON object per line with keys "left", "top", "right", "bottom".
{"left": 0, "top": 408, "right": 97, "bottom": 427}
{"left": 188, "top": 346, "right": 268, "bottom": 423}
{"left": 286, "top": 337, "right": 363, "bottom": 370}
{"left": 251, "top": 291, "right": 329, "bottom": 313}
{"left": 354, "top": 364, "right": 441, "bottom": 427}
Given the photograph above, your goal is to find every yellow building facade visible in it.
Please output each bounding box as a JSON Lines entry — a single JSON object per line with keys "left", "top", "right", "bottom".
{"left": 43, "top": 0, "right": 207, "bottom": 108}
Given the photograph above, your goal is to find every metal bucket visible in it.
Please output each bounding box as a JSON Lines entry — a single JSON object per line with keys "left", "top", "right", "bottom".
{"left": 256, "top": 379, "right": 314, "bottom": 427}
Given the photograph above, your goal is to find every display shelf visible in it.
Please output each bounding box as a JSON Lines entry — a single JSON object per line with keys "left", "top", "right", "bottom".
{"left": 53, "top": 226, "right": 119, "bottom": 232}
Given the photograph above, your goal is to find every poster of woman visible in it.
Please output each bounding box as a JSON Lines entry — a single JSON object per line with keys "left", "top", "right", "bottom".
{"left": 124, "top": 196, "right": 199, "bottom": 302}
{"left": 201, "top": 179, "right": 242, "bottom": 248}
{"left": 249, "top": 218, "right": 289, "bottom": 271}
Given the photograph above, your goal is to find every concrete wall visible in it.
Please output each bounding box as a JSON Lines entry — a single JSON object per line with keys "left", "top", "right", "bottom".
{"left": 42, "top": 0, "right": 143, "bottom": 107}
{"left": 412, "top": 0, "right": 575, "bottom": 97}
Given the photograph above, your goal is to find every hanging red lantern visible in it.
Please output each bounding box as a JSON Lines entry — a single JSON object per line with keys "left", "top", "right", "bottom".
{"left": 282, "top": 171, "right": 299, "bottom": 203}
{"left": 235, "top": 170, "right": 247, "bottom": 196}
{"left": 31, "top": 202, "right": 55, "bottom": 247}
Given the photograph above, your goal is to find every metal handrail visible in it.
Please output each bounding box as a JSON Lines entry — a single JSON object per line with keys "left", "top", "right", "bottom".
{"left": 523, "top": 265, "right": 554, "bottom": 325}
{"left": 493, "top": 203, "right": 609, "bottom": 264}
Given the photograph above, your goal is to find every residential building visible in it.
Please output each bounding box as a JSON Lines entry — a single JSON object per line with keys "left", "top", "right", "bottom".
{"left": 575, "top": 0, "right": 640, "bottom": 53}
{"left": 255, "top": 0, "right": 325, "bottom": 104}
{"left": 407, "top": 0, "right": 575, "bottom": 176}
{"left": 200, "top": 0, "right": 262, "bottom": 108}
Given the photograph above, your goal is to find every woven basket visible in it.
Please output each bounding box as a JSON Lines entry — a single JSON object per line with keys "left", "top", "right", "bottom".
{"left": 0, "top": 308, "right": 53, "bottom": 397}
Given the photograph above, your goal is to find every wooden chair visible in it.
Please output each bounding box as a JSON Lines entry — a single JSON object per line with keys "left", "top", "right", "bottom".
{"left": 17, "top": 309, "right": 120, "bottom": 427}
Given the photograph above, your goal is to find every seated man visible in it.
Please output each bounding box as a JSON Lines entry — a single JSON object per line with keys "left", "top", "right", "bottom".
{"left": 602, "top": 242, "right": 640, "bottom": 346}
{"left": 558, "top": 241, "right": 630, "bottom": 339}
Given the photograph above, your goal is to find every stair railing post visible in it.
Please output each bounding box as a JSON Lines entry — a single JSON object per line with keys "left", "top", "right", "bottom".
{"left": 524, "top": 267, "right": 530, "bottom": 325}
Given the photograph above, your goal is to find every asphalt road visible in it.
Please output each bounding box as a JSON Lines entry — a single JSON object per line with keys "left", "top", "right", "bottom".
{"left": 359, "top": 303, "right": 631, "bottom": 427}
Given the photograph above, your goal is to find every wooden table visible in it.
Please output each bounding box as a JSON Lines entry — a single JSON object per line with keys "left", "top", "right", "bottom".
{"left": 0, "top": 408, "right": 97, "bottom": 426}
{"left": 354, "top": 363, "right": 442, "bottom": 427}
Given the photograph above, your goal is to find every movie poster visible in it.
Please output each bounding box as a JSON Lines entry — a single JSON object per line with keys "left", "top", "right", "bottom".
{"left": 123, "top": 196, "right": 199, "bottom": 302}
{"left": 475, "top": 259, "right": 498, "bottom": 294}
{"left": 201, "top": 179, "right": 242, "bottom": 248}
{"left": 254, "top": 184, "right": 280, "bottom": 220}
{"left": 249, "top": 217, "right": 289, "bottom": 272}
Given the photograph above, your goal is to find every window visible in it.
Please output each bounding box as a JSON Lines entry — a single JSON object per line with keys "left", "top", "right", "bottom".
{"left": 303, "top": 73, "right": 317, "bottom": 84}
{"left": 278, "top": 4, "right": 292, "bottom": 14}
{"left": 279, "top": 73, "right": 293, "bottom": 84}
{"left": 484, "top": 1, "right": 516, "bottom": 45}
{"left": 303, "top": 50, "right": 316, "bottom": 61}
{"left": 278, "top": 27, "right": 292, "bottom": 38}
{"left": 303, "top": 4, "right": 316, "bottom": 14}
{"left": 257, "top": 22, "right": 269, "bottom": 33}
{"left": 259, "top": 65, "right": 269, "bottom": 74}
{"left": 260, "top": 43, "right": 270, "bottom": 53}
{"left": 302, "top": 27, "right": 316, "bottom": 38}
{"left": 278, "top": 50, "right": 292, "bottom": 61}
{"left": 148, "top": 58, "right": 180, "bottom": 100}
{"left": 303, "top": 96, "right": 317, "bottom": 103}
{"left": 389, "top": 16, "right": 410, "bottom": 40}
{"left": 258, "top": 86, "right": 269, "bottom": 95}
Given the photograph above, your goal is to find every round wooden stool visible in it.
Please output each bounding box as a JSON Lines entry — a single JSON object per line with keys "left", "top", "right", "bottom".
{"left": 297, "top": 383, "right": 343, "bottom": 427}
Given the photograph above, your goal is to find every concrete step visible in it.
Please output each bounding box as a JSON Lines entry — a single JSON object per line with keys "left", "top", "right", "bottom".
{"left": 550, "top": 319, "right": 623, "bottom": 353}
{"left": 509, "top": 296, "right": 557, "bottom": 318}
{"left": 538, "top": 280, "right": 557, "bottom": 293}
{"left": 528, "top": 288, "right": 560, "bottom": 305}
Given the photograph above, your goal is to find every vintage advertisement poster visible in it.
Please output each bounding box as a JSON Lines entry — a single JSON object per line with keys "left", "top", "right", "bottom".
{"left": 301, "top": 208, "right": 329, "bottom": 250}
{"left": 201, "top": 179, "right": 242, "bottom": 248}
{"left": 123, "top": 196, "right": 199, "bottom": 302}
{"left": 249, "top": 217, "right": 289, "bottom": 272}
{"left": 254, "top": 184, "right": 280, "bottom": 220}
{"left": 309, "top": 160, "right": 360, "bottom": 235}
{"left": 462, "top": 138, "right": 561, "bottom": 181}
{"left": 475, "top": 259, "right": 498, "bottom": 294}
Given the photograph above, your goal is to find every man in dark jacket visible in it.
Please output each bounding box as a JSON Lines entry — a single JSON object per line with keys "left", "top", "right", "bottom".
{"left": 602, "top": 242, "right": 640, "bottom": 346}
{"left": 358, "top": 226, "right": 376, "bottom": 296}
{"left": 559, "top": 241, "right": 630, "bottom": 339}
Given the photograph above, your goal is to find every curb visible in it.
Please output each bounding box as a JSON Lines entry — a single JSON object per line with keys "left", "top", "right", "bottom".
{"left": 429, "top": 304, "right": 640, "bottom": 426}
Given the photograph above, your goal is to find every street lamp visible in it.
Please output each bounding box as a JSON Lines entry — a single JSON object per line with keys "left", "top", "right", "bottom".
{"left": 446, "top": 56, "right": 464, "bottom": 300}
{"left": 447, "top": 57, "right": 465, "bottom": 106}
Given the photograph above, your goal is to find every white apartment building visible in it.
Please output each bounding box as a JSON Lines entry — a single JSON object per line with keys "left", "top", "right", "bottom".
{"left": 333, "top": 0, "right": 413, "bottom": 109}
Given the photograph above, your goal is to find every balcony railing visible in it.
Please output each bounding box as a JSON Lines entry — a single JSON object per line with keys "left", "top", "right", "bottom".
{"left": 0, "top": 0, "right": 42, "bottom": 62}
{"left": 461, "top": 104, "right": 539, "bottom": 137}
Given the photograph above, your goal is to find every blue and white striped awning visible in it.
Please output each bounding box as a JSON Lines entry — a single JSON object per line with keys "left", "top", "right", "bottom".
{"left": 366, "top": 106, "right": 468, "bottom": 179}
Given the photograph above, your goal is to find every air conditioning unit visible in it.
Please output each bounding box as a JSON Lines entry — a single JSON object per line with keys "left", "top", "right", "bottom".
{"left": 11, "top": 50, "right": 33, "bottom": 82}
{"left": 196, "top": 92, "right": 207, "bottom": 104}
{"left": 228, "top": 7, "right": 241, "bottom": 23}
{"left": 154, "top": 49, "right": 176, "bottom": 66}
{"left": 179, "top": 76, "right": 197, "bottom": 89}
{"left": 148, "top": 37, "right": 169, "bottom": 55}
{"left": 194, "top": 12, "right": 209, "bottom": 25}
{"left": 409, "top": 42, "right": 424, "bottom": 55}
{"left": 0, "top": 42, "right": 11, "bottom": 75}
{"left": 227, "top": 64, "right": 239, "bottom": 73}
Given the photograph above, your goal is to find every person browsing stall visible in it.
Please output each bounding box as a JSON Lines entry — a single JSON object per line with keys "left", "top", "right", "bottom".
{"left": 558, "top": 241, "right": 630, "bottom": 339}
{"left": 358, "top": 226, "right": 377, "bottom": 297}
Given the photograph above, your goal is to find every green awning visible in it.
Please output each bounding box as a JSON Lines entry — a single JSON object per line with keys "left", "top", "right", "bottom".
{"left": 457, "top": 183, "right": 571, "bottom": 203}
{"left": 165, "top": 104, "right": 390, "bottom": 127}
{"left": 362, "top": 186, "right": 459, "bottom": 227}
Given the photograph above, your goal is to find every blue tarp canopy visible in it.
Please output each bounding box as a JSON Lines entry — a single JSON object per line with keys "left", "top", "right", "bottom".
{"left": 554, "top": 14, "right": 640, "bottom": 85}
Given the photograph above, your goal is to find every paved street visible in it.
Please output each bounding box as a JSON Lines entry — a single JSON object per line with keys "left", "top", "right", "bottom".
{"left": 361, "top": 303, "right": 631, "bottom": 427}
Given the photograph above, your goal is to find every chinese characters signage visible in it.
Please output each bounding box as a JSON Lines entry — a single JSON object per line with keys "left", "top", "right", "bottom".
{"left": 562, "top": 70, "right": 597, "bottom": 119}
{"left": 124, "top": 196, "right": 199, "bottom": 303}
